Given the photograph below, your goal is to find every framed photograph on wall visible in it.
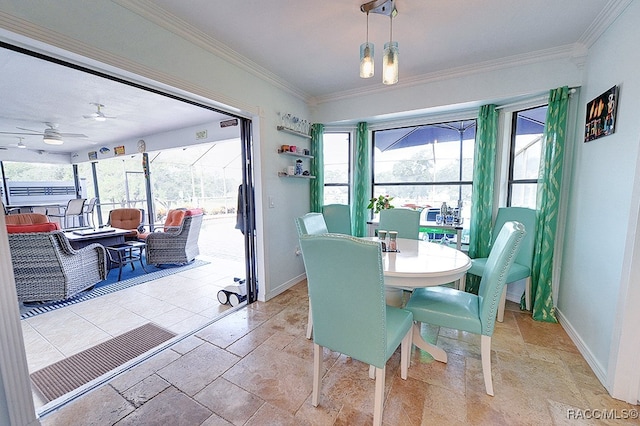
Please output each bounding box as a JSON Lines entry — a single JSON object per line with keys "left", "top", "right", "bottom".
{"left": 584, "top": 85, "right": 619, "bottom": 142}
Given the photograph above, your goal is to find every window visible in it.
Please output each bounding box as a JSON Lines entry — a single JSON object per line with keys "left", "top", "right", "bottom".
{"left": 507, "top": 105, "right": 547, "bottom": 208}
{"left": 323, "top": 132, "right": 351, "bottom": 205}
{"left": 371, "top": 120, "right": 476, "bottom": 224}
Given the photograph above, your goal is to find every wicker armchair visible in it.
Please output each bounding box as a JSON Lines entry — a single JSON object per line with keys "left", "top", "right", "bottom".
{"left": 145, "top": 208, "right": 203, "bottom": 266}
{"left": 8, "top": 230, "right": 107, "bottom": 302}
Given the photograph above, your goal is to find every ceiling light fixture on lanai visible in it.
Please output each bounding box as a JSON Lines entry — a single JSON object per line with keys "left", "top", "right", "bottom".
{"left": 0, "top": 123, "right": 88, "bottom": 146}
{"left": 83, "top": 103, "right": 116, "bottom": 122}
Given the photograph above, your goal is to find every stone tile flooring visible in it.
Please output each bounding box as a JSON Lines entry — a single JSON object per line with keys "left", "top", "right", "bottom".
{"left": 38, "top": 281, "right": 638, "bottom": 425}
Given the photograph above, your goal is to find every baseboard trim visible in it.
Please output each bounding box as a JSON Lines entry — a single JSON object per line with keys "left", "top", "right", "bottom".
{"left": 265, "top": 273, "right": 306, "bottom": 301}
{"left": 556, "top": 308, "right": 609, "bottom": 390}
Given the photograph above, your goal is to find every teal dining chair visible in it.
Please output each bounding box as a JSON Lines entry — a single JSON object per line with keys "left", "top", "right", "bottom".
{"left": 299, "top": 233, "right": 413, "bottom": 426}
{"left": 378, "top": 208, "right": 421, "bottom": 240}
{"left": 464, "top": 207, "right": 537, "bottom": 321}
{"left": 322, "top": 204, "right": 352, "bottom": 235}
{"left": 405, "top": 221, "right": 525, "bottom": 396}
{"left": 295, "top": 213, "right": 329, "bottom": 339}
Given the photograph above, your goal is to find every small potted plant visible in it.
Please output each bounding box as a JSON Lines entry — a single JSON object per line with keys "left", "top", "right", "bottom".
{"left": 367, "top": 194, "right": 394, "bottom": 214}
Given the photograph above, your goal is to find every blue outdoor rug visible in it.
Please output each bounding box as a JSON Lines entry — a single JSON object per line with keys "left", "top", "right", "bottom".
{"left": 19, "top": 258, "right": 210, "bottom": 320}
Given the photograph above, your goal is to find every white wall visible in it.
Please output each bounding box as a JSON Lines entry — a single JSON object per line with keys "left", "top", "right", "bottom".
{"left": 558, "top": 0, "right": 640, "bottom": 401}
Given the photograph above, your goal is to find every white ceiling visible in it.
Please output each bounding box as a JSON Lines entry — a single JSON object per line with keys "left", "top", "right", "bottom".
{"left": 0, "top": 0, "right": 619, "bottom": 156}
{"left": 0, "top": 47, "right": 229, "bottom": 155}
{"left": 150, "top": 0, "right": 614, "bottom": 98}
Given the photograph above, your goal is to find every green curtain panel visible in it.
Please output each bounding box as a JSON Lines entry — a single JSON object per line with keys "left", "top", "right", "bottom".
{"left": 529, "top": 86, "right": 569, "bottom": 323}
{"left": 353, "top": 122, "right": 370, "bottom": 237}
{"left": 466, "top": 104, "right": 499, "bottom": 293}
{"left": 310, "top": 123, "right": 325, "bottom": 213}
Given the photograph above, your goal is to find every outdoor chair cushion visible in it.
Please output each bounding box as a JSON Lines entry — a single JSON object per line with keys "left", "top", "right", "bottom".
{"left": 7, "top": 222, "right": 60, "bottom": 233}
{"left": 5, "top": 213, "right": 51, "bottom": 225}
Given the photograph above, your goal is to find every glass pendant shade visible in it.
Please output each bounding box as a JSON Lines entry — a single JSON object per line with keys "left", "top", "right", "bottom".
{"left": 360, "top": 42, "right": 374, "bottom": 78}
{"left": 382, "top": 41, "right": 399, "bottom": 85}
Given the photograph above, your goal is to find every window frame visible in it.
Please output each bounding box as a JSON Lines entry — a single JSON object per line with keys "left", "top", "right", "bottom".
{"left": 506, "top": 104, "right": 547, "bottom": 208}
{"left": 370, "top": 118, "right": 476, "bottom": 218}
{"left": 321, "top": 130, "right": 352, "bottom": 205}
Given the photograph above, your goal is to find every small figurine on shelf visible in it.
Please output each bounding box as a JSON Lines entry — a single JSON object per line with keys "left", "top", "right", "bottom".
{"left": 295, "top": 159, "right": 303, "bottom": 175}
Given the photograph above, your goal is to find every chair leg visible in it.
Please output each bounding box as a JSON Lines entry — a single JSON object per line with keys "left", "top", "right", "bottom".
{"left": 373, "top": 366, "right": 385, "bottom": 426}
{"left": 524, "top": 276, "right": 532, "bottom": 311}
{"left": 480, "top": 335, "right": 494, "bottom": 396}
{"left": 457, "top": 273, "right": 466, "bottom": 291}
{"left": 497, "top": 286, "right": 507, "bottom": 322}
{"left": 369, "top": 364, "right": 376, "bottom": 379}
{"left": 306, "top": 299, "right": 313, "bottom": 339}
{"left": 312, "top": 343, "right": 322, "bottom": 407}
{"left": 400, "top": 328, "right": 412, "bottom": 380}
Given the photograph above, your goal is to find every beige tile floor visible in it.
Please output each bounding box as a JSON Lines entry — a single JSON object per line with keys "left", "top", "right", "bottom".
{"left": 22, "top": 254, "right": 243, "bottom": 410}
{"left": 34, "top": 280, "right": 639, "bottom": 426}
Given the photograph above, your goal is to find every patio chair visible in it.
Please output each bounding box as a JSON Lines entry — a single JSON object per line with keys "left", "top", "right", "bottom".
{"left": 145, "top": 208, "right": 204, "bottom": 266}
{"left": 83, "top": 197, "right": 98, "bottom": 229}
{"left": 138, "top": 209, "right": 187, "bottom": 240}
{"left": 49, "top": 198, "right": 86, "bottom": 229}
{"left": 7, "top": 228, "right": 107, "bottom": 302}
{"left": 108, "top": 208, "right": 143, "bottom": 240}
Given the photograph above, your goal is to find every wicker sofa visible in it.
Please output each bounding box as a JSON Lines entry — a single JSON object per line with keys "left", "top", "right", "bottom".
{"left": 145, "top": 208, "right": 203, "bottom": 266}
{"left": 7, "top": 228, "right": 107, "bottom": 302}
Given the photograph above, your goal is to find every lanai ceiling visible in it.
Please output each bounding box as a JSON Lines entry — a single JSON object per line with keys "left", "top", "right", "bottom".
{"left": 0, "top": 0, "right": 624, "bottom": 156}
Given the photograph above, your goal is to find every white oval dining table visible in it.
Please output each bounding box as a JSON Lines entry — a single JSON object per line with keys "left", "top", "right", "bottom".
{"left": 364, "top": 236, "right": 471, "bottom": 362}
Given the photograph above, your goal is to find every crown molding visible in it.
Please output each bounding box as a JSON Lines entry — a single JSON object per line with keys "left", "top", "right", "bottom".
{"left": 114, "top": 0, "right": 312, "bottom": 103}
{"left": 312, "top": 44, "right": 579, "bottom": 106}
{"left": 578, "top": 0, "right": 633, "bottom": 48}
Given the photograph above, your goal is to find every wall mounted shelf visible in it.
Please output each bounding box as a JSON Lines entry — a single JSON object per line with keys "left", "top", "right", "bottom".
{"left": 277, "top": 125, "right": 311, "bottom": 139}
{"left": 277, "top": 172, "right": 316, "bottom": 179}
{"left": 277, "top": 149, "right": 313, "bottom": 159}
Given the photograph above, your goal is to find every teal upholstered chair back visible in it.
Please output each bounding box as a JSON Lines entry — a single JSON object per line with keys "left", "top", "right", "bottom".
{"left": 378, "top": 208, "right": 421, "bottom": 240}
{"left": 299, "top": 234, "right": 390, "bottom": 368}
{"left": 490, "top": 207, "right": 536, "bottom": 269}
{"left": 322, "top": 204, "right": 352, "bottom": 235}
{"left": 295, "top": 213, "right": 328, "bottom": 237}
{"left": 477, "top": 221, "right": 526, "bottom": 335}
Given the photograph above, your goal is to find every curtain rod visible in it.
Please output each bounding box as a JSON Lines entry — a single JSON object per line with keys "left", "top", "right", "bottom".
{"left": 495, "top": 87, "right": 578, "bottom": 111}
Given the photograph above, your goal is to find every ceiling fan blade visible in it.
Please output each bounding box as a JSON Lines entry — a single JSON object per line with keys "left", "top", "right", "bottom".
{"left": 16, "top": 126, "right": 44, "bottom": 133}
{"left": 58, "top": 132, "right": 88, "bottom": 138}
{"left": 0, "top": 131, "right": 43, "bottom": 136}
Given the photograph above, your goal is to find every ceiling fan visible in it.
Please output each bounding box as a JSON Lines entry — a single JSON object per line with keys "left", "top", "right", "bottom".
{"left": 0, "top": 122, "right": 88, "bottom": 145}
{"left": 83, "top": 103, "right": 116, "bottom": 121}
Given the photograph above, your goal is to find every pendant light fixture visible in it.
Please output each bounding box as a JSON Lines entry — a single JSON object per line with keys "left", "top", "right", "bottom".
{"left": 382, "top": 12, "right": 399, "bottom": 85}
{"left": 359, "top": 11, "right": 374, "bottom": 78}
{"left": 360, "top": 0, "right": 399, "bottom": 85}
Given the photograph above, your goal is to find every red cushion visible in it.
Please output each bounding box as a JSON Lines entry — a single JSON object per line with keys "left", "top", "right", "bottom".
{"left": 5, "top": 213, "right": 50, "bottom": 225}
{"left": 6, "top": 222, "right": 60, "bottom": 233}
{"left": 164, "top": 210, "right": 186, "bottom": 230}
{"left": 185, "top": 208, "right": 203, "bottom": 216}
